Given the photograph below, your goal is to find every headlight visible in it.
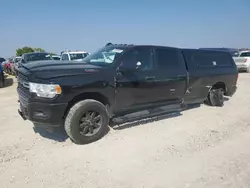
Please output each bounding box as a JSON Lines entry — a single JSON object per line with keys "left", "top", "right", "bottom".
{"left": 29, "top": 82, "right": 62, "bottom": 98}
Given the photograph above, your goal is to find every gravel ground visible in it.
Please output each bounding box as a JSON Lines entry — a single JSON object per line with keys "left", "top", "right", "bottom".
{"left": 0, "top": 74, "right": 250, "bottom": 188}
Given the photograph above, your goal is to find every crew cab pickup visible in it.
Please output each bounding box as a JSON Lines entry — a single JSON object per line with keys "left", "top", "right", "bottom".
{"left": 233, "top": 51, "right": 250, "bottom": 72}
{"left": 17, "top": 44, "right": 238, "bottom": 144}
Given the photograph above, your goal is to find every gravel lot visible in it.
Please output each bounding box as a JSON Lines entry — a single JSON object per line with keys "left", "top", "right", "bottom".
{"left": 0, "top": 73, "right": 250, "bottom": 188}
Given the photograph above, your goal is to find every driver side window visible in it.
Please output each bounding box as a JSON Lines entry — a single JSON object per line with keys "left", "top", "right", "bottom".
{"left": 121, "top": 47, "right": 154, "bottom": 71}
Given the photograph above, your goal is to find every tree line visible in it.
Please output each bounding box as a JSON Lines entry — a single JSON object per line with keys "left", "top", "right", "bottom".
{"left": 16, "top": 46, "right": 56, "bottom": 56}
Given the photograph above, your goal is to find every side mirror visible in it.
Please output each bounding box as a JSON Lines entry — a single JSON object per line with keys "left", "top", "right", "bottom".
{"left": 135, "top": 61, "right": 142, "bottom": 70}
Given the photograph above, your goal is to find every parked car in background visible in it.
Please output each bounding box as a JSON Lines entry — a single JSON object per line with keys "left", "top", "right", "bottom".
{"left": 3, "top": 59, "right": 12, "bottom": 74}
{"left": 9, "top": 58, "right": 16, "bottom": 75}
{"left": 0, "top": 57, "right": 5, "bottom": 64}
{"left": 51, "top": 55, "right": 61, "bottom": 60}
{"left": 61, "top": 51, "right": 89, "bottom": 61}
{"left": 0, "top": 57, "right": 6, "bottom": 71}
{"left": 17, "top": 44, "right": 238, "bottom": 144}
{"left": 13, "top": 56, "right": 21, "bottom": 77}
{"left": 18, "top": 52, "right": 53, "bottom": 68}
{"left": 233, "top": 50, "right": 250, "bottom": 72}
{"left": 0, "top": 61, "right": 4, "bottom": 88}
{"left": 1, "top": 61, "right": 6, "bottom": 72}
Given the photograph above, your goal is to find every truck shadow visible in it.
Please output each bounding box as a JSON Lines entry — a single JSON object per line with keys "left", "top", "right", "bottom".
{"left": 33, "top": 126, "right": 68, "bottom": 142}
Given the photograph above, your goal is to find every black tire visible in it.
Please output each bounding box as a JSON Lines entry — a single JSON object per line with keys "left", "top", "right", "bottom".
{"left": 207, "top": 89, "right": 224, "bottom": 107}
{"left": 0, "top": 72, "right": 4, "bottom": 88}
{"left": 65, "top": 99, "right": 109, "bottom": 144}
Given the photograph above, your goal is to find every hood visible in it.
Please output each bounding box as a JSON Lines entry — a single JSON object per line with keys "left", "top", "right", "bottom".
{"left": 20, "top": 60, "right": 102, "bottom": 79}
{"left": 72, "top": 59, "right": 85, "bottom": 62}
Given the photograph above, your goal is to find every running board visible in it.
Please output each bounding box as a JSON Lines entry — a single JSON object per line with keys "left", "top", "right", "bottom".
{"left": 112, "top": 103, "right": 186, "bottom": 125}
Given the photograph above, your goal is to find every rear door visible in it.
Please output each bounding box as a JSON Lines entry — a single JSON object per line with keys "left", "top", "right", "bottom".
{"left": 153, "top": 47, "right": 187, "bottom": 104}
{"left": 182, "top": 49, "right": 237, "bottom": 102}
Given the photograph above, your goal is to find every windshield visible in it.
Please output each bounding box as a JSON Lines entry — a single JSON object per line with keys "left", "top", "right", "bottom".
{"left": 70, "top": 53, "right": 88, "bottom": 60}
{"left": 24, "top": 53, "right": 52, "bottom": 62}
{"left": 83, "top": 46, "right": 124, "bottom": 66}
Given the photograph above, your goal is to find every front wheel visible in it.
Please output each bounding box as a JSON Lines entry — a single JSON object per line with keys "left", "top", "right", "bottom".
{"left": 207, "top": 89, "right": 224, "bottom": 107}
{"left": 65, "top": 99, "right": 109, "bottom": 144}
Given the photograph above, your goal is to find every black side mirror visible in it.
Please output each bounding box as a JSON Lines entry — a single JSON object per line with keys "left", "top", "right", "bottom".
{"left": 135, "top": 61, "right": 142, "bottom": 70}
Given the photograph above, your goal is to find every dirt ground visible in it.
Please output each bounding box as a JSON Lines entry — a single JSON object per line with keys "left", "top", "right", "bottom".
{"left": 0, "top": 73, "right": 250, "bottom": 188}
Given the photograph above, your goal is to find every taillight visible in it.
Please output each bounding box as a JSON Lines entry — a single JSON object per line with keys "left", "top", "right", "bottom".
{"left": 235, "top": 73, "right": 238, "bottom": 85}
{"left": 244, "top": 58, "right": 247, "bottom": 63}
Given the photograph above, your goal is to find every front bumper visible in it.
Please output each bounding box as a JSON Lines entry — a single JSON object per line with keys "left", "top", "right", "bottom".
{"left": 236, "top": 64, "right": 248, "bottom": 71}
{"left": 18, "top": 98, "right": 68, "bottom": 127}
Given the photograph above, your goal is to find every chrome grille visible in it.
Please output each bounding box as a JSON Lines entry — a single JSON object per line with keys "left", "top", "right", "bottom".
{"left": 17, "top": 73, "right": 30, "bottom": 98}
{"left": 17, "top": 73, "right": 29, "bottom": 89}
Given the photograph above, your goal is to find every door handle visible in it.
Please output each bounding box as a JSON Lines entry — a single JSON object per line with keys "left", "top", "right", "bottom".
{"left": 177, "top": 75, "right": 186, "bottom": 78}
{"left": 145, "top": 76, "right": 155, "bottom": 80}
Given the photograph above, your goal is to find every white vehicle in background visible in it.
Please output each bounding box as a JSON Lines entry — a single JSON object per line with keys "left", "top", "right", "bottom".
{"left": 51, "top": 55, "right": 61, "bottom": 60}
{"left": 233, "top": 51, "right": 250, "bottom": 72}
{"left": 60, "top": 51, "right": 89, "bottom": 61}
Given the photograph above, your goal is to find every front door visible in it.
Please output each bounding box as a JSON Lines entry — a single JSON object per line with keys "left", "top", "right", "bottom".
{"left": 114, "top": 47, "right": 159, "bottom": 114}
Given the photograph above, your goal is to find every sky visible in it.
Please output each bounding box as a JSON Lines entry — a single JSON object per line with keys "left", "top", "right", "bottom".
{"left": 0, "top": 0, "right": 249, "bottom": 57}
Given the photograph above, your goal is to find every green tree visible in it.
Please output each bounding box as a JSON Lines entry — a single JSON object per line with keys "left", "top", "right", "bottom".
{"left": 16, "top": 46, "right": 57, "bottom": 56}
{"left": 33, "top": 48, "right": 45, "bottom": 52}
{"left": 16, "top": 46, "right": 34, "bottom": 56}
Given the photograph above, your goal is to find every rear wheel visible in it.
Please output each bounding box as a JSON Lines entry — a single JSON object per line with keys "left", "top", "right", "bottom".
{"left": 65, "top": 99, "right": 109, "bottom": 144}
{"left": 207, "top": 88, "right": 224, "bottom": 107}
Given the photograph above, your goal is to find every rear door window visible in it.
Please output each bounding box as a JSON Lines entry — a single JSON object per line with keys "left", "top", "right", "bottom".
{"left": 154, "top": 48, "right": 181, "bottom": 70}
{"left": 186, "top": 51, "right": 233, "bottom": 68}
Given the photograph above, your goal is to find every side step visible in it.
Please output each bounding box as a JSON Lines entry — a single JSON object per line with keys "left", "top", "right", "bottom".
{"left": 112, "top": 103, "right": 186, "bottom": 125}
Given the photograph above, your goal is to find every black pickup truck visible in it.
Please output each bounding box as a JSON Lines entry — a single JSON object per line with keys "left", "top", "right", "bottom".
{"left": 17, "top": 44, "right": 238, "bottom": 144}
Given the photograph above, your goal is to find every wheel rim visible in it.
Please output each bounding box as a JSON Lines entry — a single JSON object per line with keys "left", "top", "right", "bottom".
{"left": 218, "top": 90, "right": 224, "bottom": 103}
{"left": 79, "top": 110, "right": 103, "bottom": 136}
